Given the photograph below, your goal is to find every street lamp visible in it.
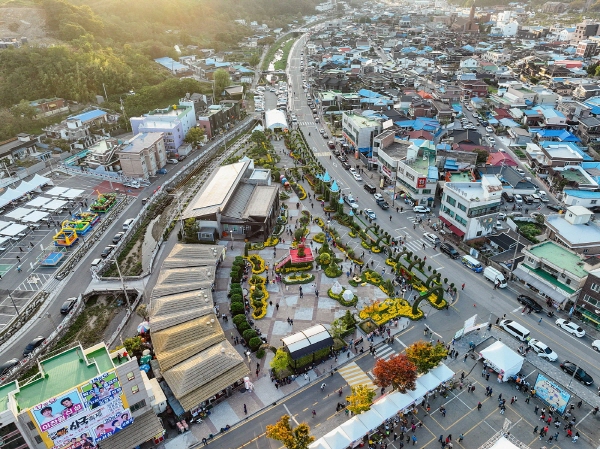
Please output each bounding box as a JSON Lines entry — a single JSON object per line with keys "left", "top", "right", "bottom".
{"left": 4, "top": 290, "right": 19, "bottom": 316}
{"left": 112, "top": 256, "right": 131, "bottom": 311}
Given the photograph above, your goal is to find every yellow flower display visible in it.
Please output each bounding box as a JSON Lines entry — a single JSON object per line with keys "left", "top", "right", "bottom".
{"left": 264, "top": 236, "right": 279, "bottom": 247}
{"left": 359, "top": 297, "right": 424, "bottom": 324}
{"left": 244, "top": 255, "right": 266, "bottom": 274}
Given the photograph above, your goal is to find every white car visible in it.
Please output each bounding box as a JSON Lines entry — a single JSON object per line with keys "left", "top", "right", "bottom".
{"left": 528, "top": 339, "right": 558, "bottom": 361}
{"left": 352, "top": 172, "right": 363, "bottom": 182}
{"left": 466, "top": 106, "right": 473, "bottom": 111}
{"left": 555, "top": 319, "right": 585, "bottom": 337}
{"left": 423, "top": 232, "right": 440, "bottom": 245}
{"left": 486, "top": 126, "right": 494, "bottom": 133}
{"left": 488, "top": 137, "right": 496, "bottom": 144}
{"left": 373, "top": 193, "right": 384, "bottom": 201}
{"left": 349, "top": 168, "right": 357, "bottom": 175}
{"left": 592, "top": 340, "right": 600, "bottom": 351}
{"left": 413, "top": 206, "right": 431, "bottom": 214}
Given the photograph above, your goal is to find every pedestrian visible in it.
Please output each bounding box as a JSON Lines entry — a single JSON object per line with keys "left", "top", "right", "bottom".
{"left": 463, "top": 353, "right": 468, "bottom": 362}
{"left": 533, "top": 426, "right": 538, "bottom": 434}
{"left": 538, "top": 317, "right": 542, "bottom": 325}
{"left": 486, "top": 372, "right": 490, "bottom": 381}
{"left": 312, "top": 410, "right": 316, "bottom": 418}
{"left": 394, "top": 433, "right": 398, "bottom": 441}
{"left": 477, "top": 402, "right": 482, "bottom": 411}
{"left": 243, "top": 404, "right": 247, "bottom": 414}
{"left": 438, "top": 435, "right": 443, "bottom": 443}
{"left": 412, "top": 435, "right": 417, "bottom": 446}
{"left": 572, "top": 432, "right": 579, "bottom": 443}
{"left": 577, "top": 400, "right": 582, "bottom": 408}
{"left": 276, "top": 303, "right": 279, "bottom": 310}
{"left": 461, "top": 283, "right": 465, "bottom": 290}
{"left": 534, "top": 405, "right": 539, "bottom": 415}
{"left": 553, "top": 432, "right": 559, "bottom": 441}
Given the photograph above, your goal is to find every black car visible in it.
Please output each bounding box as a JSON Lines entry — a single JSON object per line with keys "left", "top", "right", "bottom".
{"left": 112, "top": 232, "right": 125, "bottom": 244}
{"left": 439, "top": 243, "right": 459, "bottom": 259}
{"left": 60, "top": 297, "right": 77, "bottom": 314}
{"left": 23, "top": 336, "right": 45, "bottom": 357}
{"left": 341, "top": 162, "right": 351, "bottom": 170}
{"left": 100, "top": 245, "right": 115, "bottom": 258}
{"left": 0, "top": 358, "right": 19, "bottom": 376}
{"left": 376, "top": 200, "right": 390, "bottom": 210}
{"left": 546, "top": 204, "right": 563, "bottom": 212}
{"left": 560, "top": 361, "right": 594, "bottom": 385}
{"left": 516, "top": 295, "right": 542, "bottom": 313}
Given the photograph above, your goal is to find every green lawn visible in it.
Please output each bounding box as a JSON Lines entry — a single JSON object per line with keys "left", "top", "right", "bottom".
{"left": 274, "top": 40, "right": 295, "bottom": 71}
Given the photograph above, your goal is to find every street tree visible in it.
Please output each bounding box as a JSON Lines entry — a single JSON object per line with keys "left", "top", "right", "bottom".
{"left": 270, "top": 348, "right": 291, "bottom": 372}
{"left": 249, "top": 53, "right": 260, "bottom": 67}
{"left": 266, "top": 415, "right": 315, "bottom": 449}
{"left": 184, "top": 127, "right": 205, "bottom": 147}
{"left": 330, "top": 318, "right": 347, "bottom": 339}
{"left": 405, "top": 340, "right": 448, "bottom": 374}
{"left": 372, "top": 354, "right": 417, "bottom": 393}
{"left": 346, "top": 385, "right": 376, "bottom": 415}
{"left": 213, "top": 68, "right": 232, "bottom": 100}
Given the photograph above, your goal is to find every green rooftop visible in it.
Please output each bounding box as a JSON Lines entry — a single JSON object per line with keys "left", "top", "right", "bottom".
{"left": 0, "top": 382, "right": 18, "bottom": 412}
{"left": 450, "top": 172, "right": 473, "bottom": 182}
{"left": 561, "top": 169, "right": 589, "bottom": 185}
{"left": 527, "top": 241, "right": 588, "bottom": 278}
{"left": 523, "top": 265, "right": 576, "bottom": 294}
{"left": 14, "top": 347, "right": 108, "bottom": 409}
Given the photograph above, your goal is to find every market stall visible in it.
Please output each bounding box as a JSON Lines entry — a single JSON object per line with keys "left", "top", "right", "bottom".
{"left": 21, "top": 210, "right": 49, "bottom": 223}
{"left": 42, "top": 199, "right": 68, "bottom": 212}
{"left": 308, "top": 439, "right": 333, "bottom": 449}
{"left": 5, "top": 207, "right": 32, "bottom": 221}
{"left": 0, "top": 223, "right": 28, "bottom": 237}
{"left": 322, "top": 428, "right": 352, "bottom": 449}
{"left": 387, "top": 392, "right": 415, "bottom": 411}
{"left": 25, "top": 196, "right": 52, "bottom": 209}
{"left": 60, "top": 188, "right": 85, "bottom": 199}
{"left": 479, "top": 341, "right": 523, "bottom": 382}
{"left": 356, "top": 409, "right": 385, "bottom": 432}
{"left": 417, "top": 372, "right": 440, "bottom": 392}
{"left": 371, "top": 394, "right": 401, "bottom": 420}
{"left": 338, "top": 418, "right": 369, "bottom": 444}
{"left": 46, "top": 186, "right": 69, "bottom": 197}
{"left": 407, "top": 382, "right": 428, "bottom": 402}
{"left": 431, "top": 364, "right": 454, "bottom": 383}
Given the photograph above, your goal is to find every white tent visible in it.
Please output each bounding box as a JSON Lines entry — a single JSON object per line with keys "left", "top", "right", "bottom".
{"left": 322, "top": 428, "right": 352, "bottom": 449}
{"left": 356, "top": 408, "right": 385, "bottom": 432}
{"left": 61, "top": 188, "right": 84, "bottom": 199}
{"left": 371, "top": 394, "right": 401, "bottom": 420}
{"left": 407, "top": 382, "right": 429, "bottom": 402}
{"left": 265, "top": 109, "right": 289, "bottom": 130}
{"left": 29, "top": 174, "right": 52, "bottom": 188}
{"left": 0, "top": 222, "right": 12, "bottom": 231}
{"left": 339, "top": 417, "right": 369, "bottom": 442}
{"left": 308, "top": 439, "right": 333, "bottom": 449}
{"left": 42, "top": 199, "right": 67, "bottom": 211}
{"left": 388, "top": 392, "right": 414, "bottom": 411}
{"left": 0, "top": 223, "right": 28, "bottom": 236}
{"left": 0, "top": 236, "right": 10, "bottom": 247}
{"left": 417, "top": 372, "right": 441, "bottom": 392}
{"left": 0, "top": 188, "right": 23, "bottom": 208}
{"left": 479, "top": 341, "right": 523, "bottom": 381}
{"left": 431, "top": 364, "right": 454, "bottom": 383}
{"left": 25, "top": 196, "right": 52, "bottom": 208}
{"left": 5, "top": 207, "right": 32, "bottom": 220}
{"left": 21, "top": 211, "right": 49, "bottom": 223}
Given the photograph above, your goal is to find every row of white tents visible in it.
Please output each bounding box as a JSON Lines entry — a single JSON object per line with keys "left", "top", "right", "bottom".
{"left": 309, "top": 364, "right": 454, "bottom": 449}
{"left": 0, "top": 175, "right": 53, "bottom": 209}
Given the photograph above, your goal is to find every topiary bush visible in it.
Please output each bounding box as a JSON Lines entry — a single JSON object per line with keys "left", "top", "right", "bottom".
{"left": 231, "top": 302, "right": 245, "bottom": 316}
{"left": 256, "top": 348, "right": 266, "bottom": 359}
{"left": 237, "top": 321, "right": 251, "bottom": 333}
{"left": 233, "top": 314, "right": 247, "bottom": 326}
{"left": 243, "top": 329, "right": 258, "bottom": 342}
{"left": 248, "top": 337, "right": 262, "bottom": 351}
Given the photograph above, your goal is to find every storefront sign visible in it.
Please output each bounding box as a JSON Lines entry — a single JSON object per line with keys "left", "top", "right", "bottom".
{"left": 416, "top": 177, "right": 427, "bottom": 188}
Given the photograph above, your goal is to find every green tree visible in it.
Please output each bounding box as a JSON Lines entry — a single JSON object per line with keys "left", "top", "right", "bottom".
{"left": 123, "top": 336, "right": 144, "bottom": 356}
{"left": 184, "top": 127, "right": 205, "bottom": 146}
{"left": 266, "top": 415, "right": 315, "bottom": 449}
{"left": 249, "top": 53, "right": 260, "bottom": 67}
{"left": 346, "top": 385, "right": 376, "bottom": 415}
{"left": 10, "top": 100, "right": 38, "bottom": 120}
{"left": 270, "top": 348, "right": 291, "bottom": 372}
{"left": 330, "top": 318, "right": 348, "bottom": 339}
{"left": 405, "top": 341, "right": 448, "bottom": 374}
{"left": 473, "top": 149, "right": 489, "bottom": 164}
{"left": 213, "top": 68, "right": 232, "bottom": 100}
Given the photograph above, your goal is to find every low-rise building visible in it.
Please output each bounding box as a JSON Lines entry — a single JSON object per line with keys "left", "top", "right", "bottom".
{"left": 118, "top": 132, "right": 167, "bottom": 180}
{"left": 341, "top": 112, "right": 383, "bottom": 157}
{"left": 546, "top": 205, "right": 600, "bottom": 255}
{"left": 562, "top": 189, "right": 600, "bottom": 209}
{"left": 514, "top": 241, "right": 590, "bottom": 307}
{"left": 29, "top": 98, "right": 69, "bottom": 118}
{"left": 130, "top": 104, "right": 196, "bottom": 152}
{"left": 0, "top": 342, "right": 164, "bottom": 449}
{"left": 396, "top": 142, "right": 438, "bottom": 206}
{"left": 196, "top": 102, "right": 241, "bottom": 138}
{"left": 439, "top": 174, "right": 503, "bottom": 240}
{"left": 576, "top": 267, "right": 600, "bottom": 329}
{"left": 44, "top": 109, "right": 114, "bottom": 148}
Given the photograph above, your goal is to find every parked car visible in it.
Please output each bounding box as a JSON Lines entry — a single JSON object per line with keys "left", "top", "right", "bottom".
{"left": 528, "top": 339, "right": 558, "bottom": 361}
{"left": 516, "top": 294, "right": 542, "bottom": 312}
{"left": 547, "top": 204, "right": 563, "bottom": 212}
{"left": 413, "top": 206, "right": 430, "bottom": 214}
{"left": 352, "top": 172, "right": 363, "bottom": 182}
{"left": 423, "top": 232, "right": 440, "bottom": 245}
{"left": 166, "top": 158, "right": 179, "bottom": 164}
{"left": 60, "top": 297, "right": 77, "bottom": 314}
{"left": 23, "top": 336, "right": 45, "bottom": 357}
{"left": 364, "top": 209, "right": 377, "bottom": 220}
{"left": 100, "top": 245, "right": 116, "bottom": 258}
{"left": 373, "top": 193, "right": 384, "bottom": 201}
{"left": 555, "top": 319, "right": 585, "bottom": 337}
{"left": 112, "top": 232, "right": 125, "bottom": 244}
{"left": 376, "top": 199, "right": 389, "bottom": 210}
{"left": 560, "top": 361, "right": 594, "bottom": 385}
{"left": 439, "top": 243, "right": 459, "bottom": 259}
{"left": 328, "top": 141, "right": 335, "bottom": 149}
{"left": 592, "top": 340, "right": 600, "bottom": 351}
{"left": 0, "top": 358, "right": 19, "bottom": 376}
{"left": 514, "top": 194, "right": 523, "bottom": 204}
{"left": 341, "top": 162, "right": 351, "bottom": 170}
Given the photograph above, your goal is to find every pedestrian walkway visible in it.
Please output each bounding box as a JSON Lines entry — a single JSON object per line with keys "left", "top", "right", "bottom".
{"left": 404, "top": 238, "right": 431, "bottom": 254}
{"left": 374, "top": 344, "right": 396, "bottom": 361}
{"left": 298, "top": 121, "right": 315, "bottom": 126}
{"left": 338, "top": 362, "right": 376, "bottom": 390}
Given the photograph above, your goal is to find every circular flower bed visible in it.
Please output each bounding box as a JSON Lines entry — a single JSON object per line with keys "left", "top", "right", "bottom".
{"left": 327, "top": 288, "right": 358, "bottom": 307}
{"left": 313, "top": 232, "right": 325, "bottom": 243}
{"left": 283, "top": 273, "right": 315, "bottom": 285}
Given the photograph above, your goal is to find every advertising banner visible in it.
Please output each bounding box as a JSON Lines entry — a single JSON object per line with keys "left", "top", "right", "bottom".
{"left": 79, "top": 372, "right": 122, "bottom": 409}
{"left": 534, "top": 373, "right": 571, "bottom": 414}
{"left": 32, "top": 390, "right": 86, "bottom": 433}
{"left": 416, "top": 177, "right": 427, "bottom": 189}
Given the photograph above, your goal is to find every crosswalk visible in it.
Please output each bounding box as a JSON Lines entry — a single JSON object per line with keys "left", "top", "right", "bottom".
{"left": 298, "top": 121, "right": 315, "bottom": 126}
{"left": 314, "top": 152, "right": 329, "bottom": 157}
{"left": 403, "top": 238, "right": 431, "bottom": 254}
{"left": 374, "top": 344, "right": 397, "bottom": 361}
{"left": 338, "top": 362, "right": 376, "bottom": 390}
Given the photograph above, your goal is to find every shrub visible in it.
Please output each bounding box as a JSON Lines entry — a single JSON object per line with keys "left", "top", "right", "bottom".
{"left": 243, "top": 329, "right": 258, "bottom": 342}
{"left": 233, "top": 314, "right": 247, "bottom": 326}
{"left": 230, "top": 293, "right": 242, "bottom": 303}
{"left": 248, "top": 337, "right": 263, "bottom": 351}
{"left": 237, "top": 321, "right": 251, "bottom": 333}
{"left": 231, "top": 302, "right": 245, "bottom": 316}
{"left": 256, "top": 348, "right": 266, "bottom": 359}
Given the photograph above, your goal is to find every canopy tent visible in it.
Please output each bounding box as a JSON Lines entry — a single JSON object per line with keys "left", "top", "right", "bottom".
{"left": 388, "top": 392, "right": 415, "bottom": 411}
{"left": 25, "top": 196, "right": 52, "bottom": 209}
{"left": 407, "top": 382, "right": 429, "bottom": 402}
{"left": 5, "top": 207, "right": 32, "bottom": 220}
{"left": 46, "top": 186, "right": 69, "bottom": 197}
{"left": 479, "top": 341, "right": 523, "bottom": 381}
{"left": 322, "top": 428, "right": 352, "bottom": 449}
{"left": 21, "top": 210, "right": 49, "bottom": 223}
{"left": 0, "top": 221, "right": 12, "bottom": 231}
{"left": 0, "top": 236, "right": 10, "bottom": 247}
{"left": 28, "top": 174, "right": 52, "bottom": 189}
{"left": 371, "top": 394, "right": 401, "bottom": 420}
{"left": 265, "top": 109, "right": 289, "bottom": 131}
{"left": 60, "top": 188, "right": 85, "bottom": 199}
{"left": 281, "top": 324, "right": 333, "bottom": 361}
{"left": 42, "top": 199, "right": 67, "bottom": 211}
{"left": 356, "top": 408, "right": 385, "bottom": 432}
{"left": 0, "top": 188, "right": 23, "bottom": 209}
{"left": 417, "top": 372, "right": 441, "bottom": 392}
{"left": 308, "top": 439, "right": 333, "bottom": 449}
{"left": 338, "top": 417, "right": 369, "bottom": 442}
{"left": 431, "top": 364, "right": 454, "bottom": 383}
{"left": 0, "top": 223, "right": 28, "bottom": 236}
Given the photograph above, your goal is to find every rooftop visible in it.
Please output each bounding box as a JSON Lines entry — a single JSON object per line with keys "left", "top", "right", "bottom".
{"left": 526, "top": 241, "right": 587, "bottom": 278}
{"left": 0, "top": 382, "right": 18, "bottom": 412}
{"left": 120, "top": 132, "right": 164, "bottom": 154}
{"left": 69, "top": 109, "right": 107, "bottom": 123}
{"left": 546, "top": 214, "right": 600, "bottom": 246}
{"left": 345, "top": 112, "right": 381, "bottom": 128}
{"left": 146, "top": 105, "right": 192, "bottom": 119}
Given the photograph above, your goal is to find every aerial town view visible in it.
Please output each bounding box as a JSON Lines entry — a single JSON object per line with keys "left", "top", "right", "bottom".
{"left": 1, "top": 0, "right": 600, "bottom": 448}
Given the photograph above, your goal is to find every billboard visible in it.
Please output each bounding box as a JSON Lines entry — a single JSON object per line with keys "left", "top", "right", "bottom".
{"left": 534, "top": 373, "right": 571, "bottom": 414}
{"left": 416, "top": 177, "right": 427, "bottom": 189}
{"left": 79, "top": 372, "right": 123, "bottom": 409}
{"left": 31, "top": 390, "right": 87, "bottom": 432}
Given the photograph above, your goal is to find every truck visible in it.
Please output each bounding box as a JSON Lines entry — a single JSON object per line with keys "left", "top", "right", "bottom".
{"left": 344, "top": 194, "right": 359, "bottom": 210}
{"left": 483, "top": 266, "right": 507, "bottom": 288}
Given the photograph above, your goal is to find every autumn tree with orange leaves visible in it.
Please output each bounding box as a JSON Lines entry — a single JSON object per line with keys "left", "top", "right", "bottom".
{"left": 372, "top": 353, "right": 417, "bottom": 393}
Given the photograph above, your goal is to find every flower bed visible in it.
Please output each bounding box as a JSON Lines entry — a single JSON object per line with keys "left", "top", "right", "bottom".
{"left": 265, "top": 236, "right": 279, "bottom": 247}
{"left": 249, "top": 275, "right": 269, "bottom": 320}
{"left": 296, "top": 183, "right": 307, "bottom": 200}
{"left": 324, "top": 263, "right": 343, "bottom": 278}
{"left": 245, "top": 255, "right": 266, "bottom": 274}
{"left": 276, "top": 262, "right": 313, "bottom": 274}
{"left": 372, "top": 246, "right": 382, "bottom": 253}
{"left": 273, "top": 225, "right": 285, "bottom": 236}
{"left": 249, "top": 242, "right": 265, "bottom": 250}
{"left": 315, "top": 217, "right": 325, "bottom": 228}
{"left": 283, "top": 273, "right": 315, "bottom": 285}
{"left": 313, "top": 232, "right": 325, "bottom": 243}
{"left": 324, "top": 206, "right": 337, "bottom": 212}
{"left": 363, "top": 269, "right": 383, "bottom": 286}
{"left": 349, "top": 230, "right": 357, "bottom": 238}
{"left": 359, "top": 298, "right": 423, "bottom": 324}
{"left": 327, "top": 288, "right": 358, "bottom": 307}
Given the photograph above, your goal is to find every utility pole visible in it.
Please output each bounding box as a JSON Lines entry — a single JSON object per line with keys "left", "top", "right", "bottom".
{"left": 509, "top": 231, "right": 521, "bottom": 281}
{"left": 6, "top": 290, "right": 19, "bottom": 316}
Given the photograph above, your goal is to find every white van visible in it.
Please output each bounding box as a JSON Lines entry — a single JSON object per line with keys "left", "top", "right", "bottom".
{"left": 530, "top": 193, "right": 541, "bottom": 203}
{"left": 499, "top": 319, "right": 531, "bottom": 341}
{"left": 483, "top": 266, "right": 507, "bottom": 288}
{"left": 461, "top": 255, "right": 483, "bottom": 273}
{"left": 122, "top": 218, "right": 135, "bottom": 231}
{"left": 539, "top": 191, "right": 549, "bottom": 202}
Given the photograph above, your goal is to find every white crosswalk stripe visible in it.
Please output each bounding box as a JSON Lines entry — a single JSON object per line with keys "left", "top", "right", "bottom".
{"left": 338, "top": 362, "right": 376, "bottom": 390}
{"left": 299, "top": 121, "right": 315, "bottom": 126}
{"left": 404, "top": 239, "right": 431, "bottom": 254}
{"left": 314, "top": 152, "right": 329, "bottom": 157}
{"left": 374, "top": 344, "right": 396, "bottom": 360}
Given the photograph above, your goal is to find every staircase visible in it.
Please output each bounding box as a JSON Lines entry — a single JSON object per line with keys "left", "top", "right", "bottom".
{"left": 275, "top": 255, "right": 291, "bottom": 270}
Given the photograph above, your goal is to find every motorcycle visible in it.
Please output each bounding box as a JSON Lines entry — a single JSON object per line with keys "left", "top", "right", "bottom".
{"left": 546, "top": 310, "right": 555, "bottom": 318}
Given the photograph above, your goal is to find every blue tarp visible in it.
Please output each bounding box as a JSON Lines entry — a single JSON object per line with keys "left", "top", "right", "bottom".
{"left": 358, "top": 89, "right": 383, "bottom": 98}
{"left": 499, "top": 118, "right": 521, "bottom": 128}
